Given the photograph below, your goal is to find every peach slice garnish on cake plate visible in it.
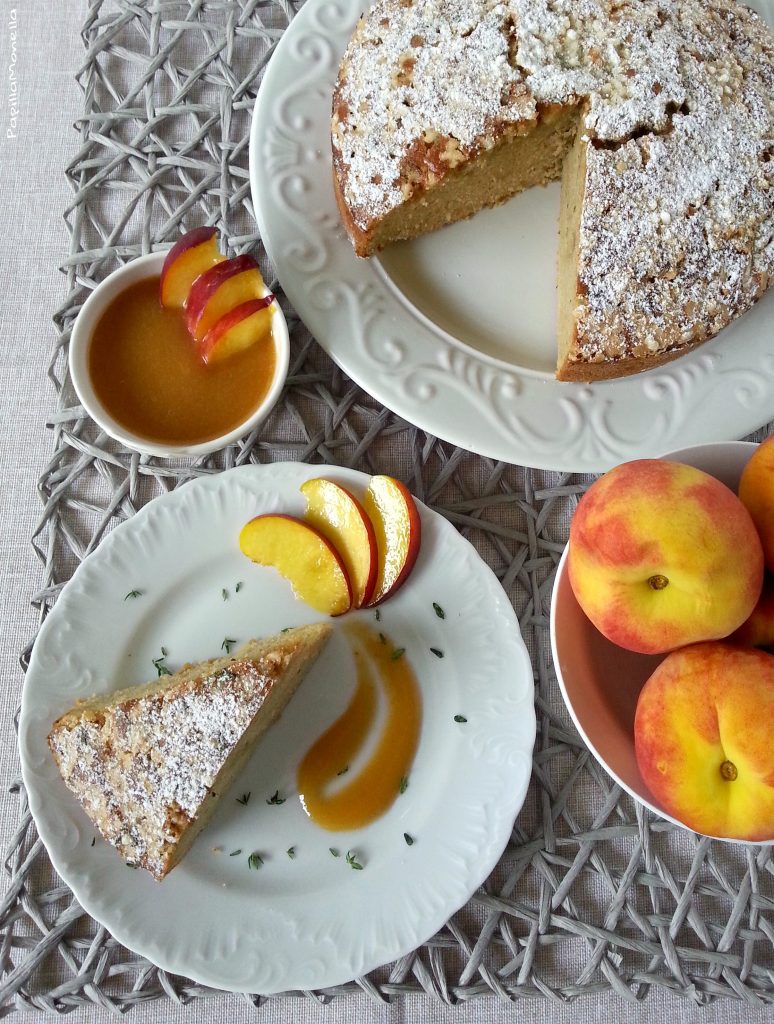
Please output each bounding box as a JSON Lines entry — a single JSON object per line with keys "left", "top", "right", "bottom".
{"left": 159, "top": 226, "right": 225, "bottom": 309}
{"left": 239, "top": 514, "right": 353, "bottom": 616}
{"left": 301, "top": 478, "right": 378, "bottom": 608}
{"left": 363, "top": 476, "right": 421, "bottom": 606}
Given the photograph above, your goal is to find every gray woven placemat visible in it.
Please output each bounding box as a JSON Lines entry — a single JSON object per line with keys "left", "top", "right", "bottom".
{"left": 1, "top": 0, "right": 773, "bottom": 1014}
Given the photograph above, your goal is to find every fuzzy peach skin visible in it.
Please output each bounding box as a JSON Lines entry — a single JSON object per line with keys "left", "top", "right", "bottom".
{"left": 730, "top": 573, "right": 774, "bottom": 648}
{"left": 568, "top": 460, "right": 764, "bottom": 655}
{"left": 739, "top": 435, "right": 774, "bottom": 572}
{"left": 634, "top": 643, "right": 774, "bottom": 841}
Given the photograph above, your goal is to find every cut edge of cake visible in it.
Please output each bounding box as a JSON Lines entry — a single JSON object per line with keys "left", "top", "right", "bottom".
{"left": 48, "top": 622, "right": 333, "bottom": 880}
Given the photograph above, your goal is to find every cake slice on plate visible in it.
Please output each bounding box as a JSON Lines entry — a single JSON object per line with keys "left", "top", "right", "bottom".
{"left": 48, "top": 623, "right": 332, "bottom": 880}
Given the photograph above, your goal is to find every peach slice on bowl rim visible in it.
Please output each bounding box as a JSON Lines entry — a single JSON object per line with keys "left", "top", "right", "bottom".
{"left": 199, "top": 295, "right": 275, "bottom": 365}
{"left": 301, "top": 478, "right": 378, "bottom": 608}
{"left": 239, "top": 513, "right": 352, "bottom": 616}
{"left": 186, "top": 254, "right": 267, "bottom": 342}
{"left": 159, "top": 227, "right": 225, "bottom": 309}
{"left": 363, "top": 475, "right": 421, "bottom": 607}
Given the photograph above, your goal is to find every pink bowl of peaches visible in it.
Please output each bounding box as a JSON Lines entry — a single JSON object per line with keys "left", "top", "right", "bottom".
{"left": 550, "top": 440, "right": 774, "bottom": 845}
{"left": 69, "top": 231, "right": 289, "bottom": 458}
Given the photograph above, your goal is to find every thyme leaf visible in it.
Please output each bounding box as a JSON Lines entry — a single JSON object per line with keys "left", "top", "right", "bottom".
{"left": 391, "top": 647, "right": 405, "bottom": 661}
{"left": 266, "top": 790, "right": 285, "bottom": 805}
{"left": 221, "top": 637, "right": 237, "bottom": 654}
{"left": 287, "top": 846, "right": 296, "bottom": 859}
{"left": 329, "top": 847, "right": 340, "bottom": 858}
{"left": 346, "top": 849, "right": 364, "bottom": 870}
{"left": 235, "top": 581, "right": 243, "bottom": 593}
{"left": 404, "top": 833, "right": 414, "bottom": 846}
{"left": 433, "top": 602, "right": 445, "bottom": 619}
{"left": 124, "top": 590, "right": 142, "bottom": 601}
{"left": 222, "top": 588, "right": 229, "bottom": 601}
{"left": 248, "top": 852, "right": 263, "bottom": 870}
{"left": 399, "top": 775, "right": 409, "bottom": 794}
{"left": 152, "top": 650, "right": 171, "bottom": 677}
{"left": 236, "top": 792, "right": 251, "bottom": 806}
{"left": 229, "top": 849, "right": 242, "bottom": 857}
{"left": 336, "top": 765, "right": 349, "bottom": 776}
{"left": 454, "top": 714, "right": 468, "bottom": 723}
{"left": 430, "top": 648, "right": 444, "bottom": 658}
{"left": 374, "top": 609, "right": 381, "bottom": 621}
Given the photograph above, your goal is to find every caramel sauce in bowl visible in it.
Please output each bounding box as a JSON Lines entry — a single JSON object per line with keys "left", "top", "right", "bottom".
{"left": 68, "top": 251, "right": 289, "bottom": 457}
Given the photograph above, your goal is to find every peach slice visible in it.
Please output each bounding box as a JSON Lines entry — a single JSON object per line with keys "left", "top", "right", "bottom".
{"left": 239, "top": 514, "right": 352, "bottom": 616}
{"left": 159, "top": 227, "right": 225, "bottom": 309}
{"left": 199, "top": 296, "right": 275, "bottom": 365}
{"left": 363, "top": 475, "right": 421, "bottom": 606}
{"left": 301, "top": 478, "right": 378, "bottom": 608}
{"left": 186, "top": 255, "right": 266, "bottom": 342}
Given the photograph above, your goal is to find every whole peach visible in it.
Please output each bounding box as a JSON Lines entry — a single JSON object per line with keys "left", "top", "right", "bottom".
{"left": 730, "top": 573, "right": 774, "bottom": 648}
{"left": 739, "top": 435, "right": 774, "bottom": 571}
{"left": 634, "top": 643, "right": 774, "bottom": 841}
{"left": 568, "top": 459, "right": 763, "bottom": 654}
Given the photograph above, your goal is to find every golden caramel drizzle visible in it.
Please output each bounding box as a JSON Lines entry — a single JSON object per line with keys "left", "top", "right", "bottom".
{"left": 297, "top": 621, "right": 422, "bottom": 831}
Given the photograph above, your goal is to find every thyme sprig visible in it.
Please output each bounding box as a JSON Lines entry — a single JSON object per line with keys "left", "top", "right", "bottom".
{"left": 152, "top": 648, "right": 171, "bottom": 677}
{"left": 346, "top": 850, "right": 364, "bottom": 870}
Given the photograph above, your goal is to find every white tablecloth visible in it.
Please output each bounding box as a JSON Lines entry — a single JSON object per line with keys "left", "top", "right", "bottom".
{"left": 0, "top": 2, "right": 771, "bottom": 1021}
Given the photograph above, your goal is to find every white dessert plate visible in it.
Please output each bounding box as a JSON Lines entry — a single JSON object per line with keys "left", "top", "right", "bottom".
{"left": 19, "top": 463, "right": 535, "bottom": 993}
{"left": 249, "top": 0, "right": 774, "bottom": 474}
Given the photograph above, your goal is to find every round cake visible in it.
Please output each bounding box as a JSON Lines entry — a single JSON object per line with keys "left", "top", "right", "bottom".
{"left": 331, "top": 0, "right": 774, "bottom": 381}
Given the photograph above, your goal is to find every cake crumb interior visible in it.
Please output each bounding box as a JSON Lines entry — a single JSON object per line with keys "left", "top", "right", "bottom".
{"left": 368, "top": 105, "right": 582, "bottom": 254}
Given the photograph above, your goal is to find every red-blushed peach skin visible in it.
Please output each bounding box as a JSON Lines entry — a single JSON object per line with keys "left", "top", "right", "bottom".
{"left": 199, "top": 296, "right": 274, "bottom": 364}
{"left": 568, "top": 460, "right": 764, "bottom": 654}
{"left": 739, "top": 434, "right": 774, "bottom": 572}
{"left": 363, "top": 476, "right": 421, "bottom": 607}
{"left": 730, "top": 573, "right": 774, "bottom": 648}
{"left": 634, "top": 643, "right": 774, "bottom": 840}
{"left": 185, "top": 255, "right": 265, "bottom": 341}
{"left": 159, "top": 227, "right": 224, "bottom": 309}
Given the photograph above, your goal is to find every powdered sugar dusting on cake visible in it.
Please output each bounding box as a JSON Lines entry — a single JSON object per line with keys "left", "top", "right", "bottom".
{"left": 49, "top": 654, "right": 287, "bottom": 877}
{"left": 573, "top": 1, "right": 774, "bottom": 364}
{"left": 333, "top": 0, "right": 532, "bottom": 225}
{"left": 332, "top": 0, "right": 701, "bottom": 225}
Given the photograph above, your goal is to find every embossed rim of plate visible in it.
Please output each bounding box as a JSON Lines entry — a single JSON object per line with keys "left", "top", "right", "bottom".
{"left": 19, "top": 462, "right": 535, "bottom": 993}
{"left": 248, "top": 0, "right": 774, "bottom": 473}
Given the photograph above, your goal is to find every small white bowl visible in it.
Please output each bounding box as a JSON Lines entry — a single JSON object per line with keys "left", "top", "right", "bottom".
{"left": 69, "top": 250, "right": 289, "bottom": 457}
{"left": 550, "top": 440, "right": 772, "bottom": 844}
